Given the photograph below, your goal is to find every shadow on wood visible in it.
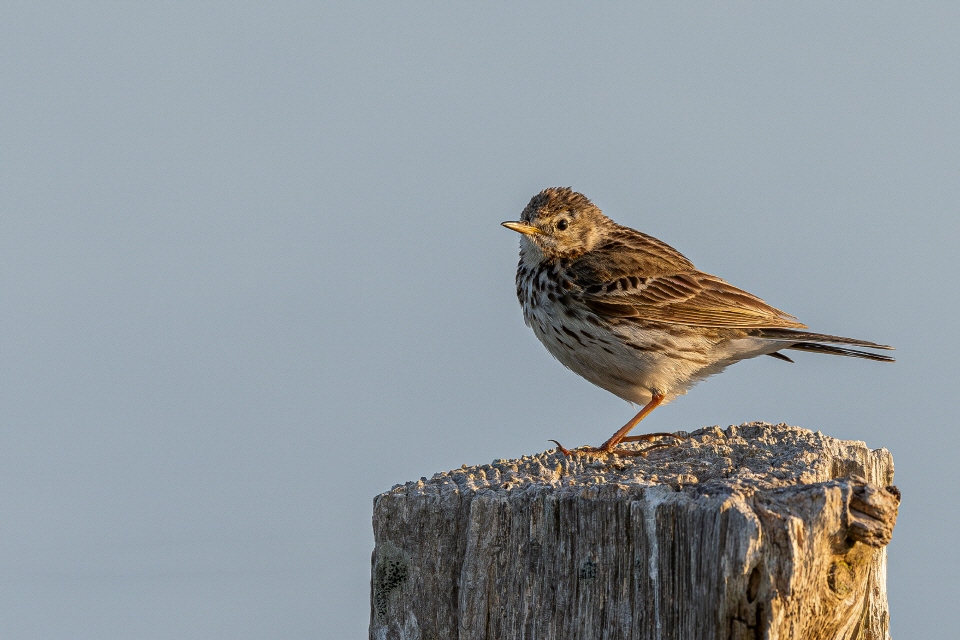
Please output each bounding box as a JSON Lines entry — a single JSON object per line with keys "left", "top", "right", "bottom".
{"left": 370, "top": 423, "right": 900, "bottom": 640}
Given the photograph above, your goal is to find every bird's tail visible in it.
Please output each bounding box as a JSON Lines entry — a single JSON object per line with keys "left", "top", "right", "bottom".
{"left": 757, "top": 328, "right": 895, "bottom": 363}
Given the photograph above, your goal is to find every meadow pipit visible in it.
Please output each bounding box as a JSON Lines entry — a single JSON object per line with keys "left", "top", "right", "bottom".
{"left": 502, "top": 187, "right": 894, "bottom": 457}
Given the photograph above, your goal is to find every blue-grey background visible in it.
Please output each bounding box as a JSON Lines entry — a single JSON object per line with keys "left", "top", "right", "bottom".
{"left": 1, "top": 3, "right": 956, "bottom": 638}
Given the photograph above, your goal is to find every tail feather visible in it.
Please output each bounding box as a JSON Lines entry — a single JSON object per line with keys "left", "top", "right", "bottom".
{"left": 766, "top": 351, "right": 795, "bottom": 363}
{"left": 755, "top": 327, "right": 895, "bottom": 363}
{"left": 785, "top": 342, "right": 895, "bottom": 363}
{"left": 757, "top": 328, "right": 894, "bottom": 351}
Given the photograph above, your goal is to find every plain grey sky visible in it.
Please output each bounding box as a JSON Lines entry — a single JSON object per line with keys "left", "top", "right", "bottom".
{"left": 1, "top": 3, "right": 957, "bottom": 638}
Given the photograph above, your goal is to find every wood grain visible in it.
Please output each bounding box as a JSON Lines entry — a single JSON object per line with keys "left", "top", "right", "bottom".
{"left": 370, "top": 423, "right": 899, "bottom": 640}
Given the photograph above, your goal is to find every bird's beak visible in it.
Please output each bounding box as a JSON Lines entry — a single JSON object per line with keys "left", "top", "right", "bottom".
{"left": 501, "top": 221, "right": 542, "bottom": 235}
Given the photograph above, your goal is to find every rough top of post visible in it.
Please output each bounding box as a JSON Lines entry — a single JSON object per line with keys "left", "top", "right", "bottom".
{"left": 380, "top": 422, "right": 893, "bottom": 502}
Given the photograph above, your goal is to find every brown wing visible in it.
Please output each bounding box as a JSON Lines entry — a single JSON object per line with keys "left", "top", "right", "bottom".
{"left": 570, "top": 230, "right": 807, "bottom": 329}
{"left": 573, "top": 226, "right": 698, "bottom": 278}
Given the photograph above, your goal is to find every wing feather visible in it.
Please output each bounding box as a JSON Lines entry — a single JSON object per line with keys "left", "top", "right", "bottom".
{"left": 569, "top": 231, "right": 806, "bottom": 329}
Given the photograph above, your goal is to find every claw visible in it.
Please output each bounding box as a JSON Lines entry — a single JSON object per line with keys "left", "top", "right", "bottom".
{"left": 548, "top": 439, "right": 573, "bottom": 457}
{"left": 606, "top": 442, "right": 675, "bottom": 457}
{"left": 619, "top": 431, "right": 687, "bottom": 443}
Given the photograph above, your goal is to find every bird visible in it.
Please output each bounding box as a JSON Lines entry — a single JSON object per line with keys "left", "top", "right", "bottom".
{"left": 501, "top": 187, "right": 894, "bottom": 457}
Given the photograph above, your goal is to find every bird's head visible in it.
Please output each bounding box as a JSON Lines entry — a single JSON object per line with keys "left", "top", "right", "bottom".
{"left": 502, "top": 187, "right": 611, "bottom": 261}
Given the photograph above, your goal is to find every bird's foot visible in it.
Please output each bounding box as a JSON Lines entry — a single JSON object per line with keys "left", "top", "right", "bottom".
{"left": 618, "top": 432, "right": 687, "bottom": 444}
{"left": 549, "top": 433, "right": 685, "bottom": 458}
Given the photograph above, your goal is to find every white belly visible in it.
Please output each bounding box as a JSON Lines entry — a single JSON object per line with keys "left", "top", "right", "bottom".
{"left": 523, "top": 296, "right": 783, "bottom": 406}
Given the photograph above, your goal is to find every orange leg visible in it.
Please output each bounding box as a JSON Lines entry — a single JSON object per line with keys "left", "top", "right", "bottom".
{"left": 550, "top": 392, "right": 684, "bottom": 457}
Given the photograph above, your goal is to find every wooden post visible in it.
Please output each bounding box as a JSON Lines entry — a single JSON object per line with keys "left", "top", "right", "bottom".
{"left": 370, "top": 423, "right": 900, "bottom": 640}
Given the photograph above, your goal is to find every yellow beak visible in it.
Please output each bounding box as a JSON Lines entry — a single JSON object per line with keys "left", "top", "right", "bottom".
{"left": 501, "top": 221, "right": 542, "bottom": 235}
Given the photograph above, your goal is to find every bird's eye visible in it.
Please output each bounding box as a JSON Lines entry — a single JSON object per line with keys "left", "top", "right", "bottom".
{"left": 556, "top": 219, "right": 568, "bottom": 231}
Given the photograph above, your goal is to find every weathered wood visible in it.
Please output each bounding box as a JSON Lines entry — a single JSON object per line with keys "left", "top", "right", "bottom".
{"left": 370, "top": 423, "right": 899, "bottom": 640}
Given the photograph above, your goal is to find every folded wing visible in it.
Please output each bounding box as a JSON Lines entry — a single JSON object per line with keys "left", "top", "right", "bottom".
{"left": 569, "top": 231, "right": 807, "bottom": 329}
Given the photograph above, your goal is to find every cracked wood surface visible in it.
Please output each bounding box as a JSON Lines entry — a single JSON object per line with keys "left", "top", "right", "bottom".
{"left": 370, "top": 423, "right": 900, "bottom": 640}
